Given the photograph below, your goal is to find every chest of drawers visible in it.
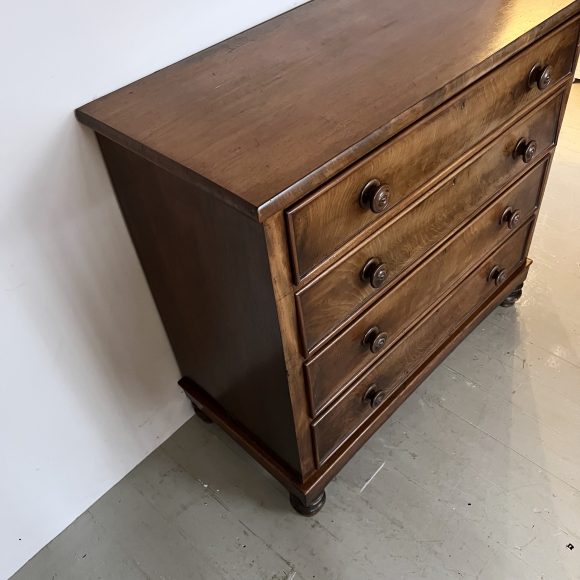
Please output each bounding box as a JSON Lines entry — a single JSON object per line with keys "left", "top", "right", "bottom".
{"left": 77, "top": 0, "right": 580, "bottom": 515}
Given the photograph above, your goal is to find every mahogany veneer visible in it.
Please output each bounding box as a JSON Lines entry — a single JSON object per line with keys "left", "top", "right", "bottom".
{"left": 77, "top": 0, "right": 580, "bottom": 515}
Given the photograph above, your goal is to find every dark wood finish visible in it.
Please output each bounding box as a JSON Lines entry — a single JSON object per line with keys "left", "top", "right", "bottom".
{"left": 296, "top": 94, "right": 563, "bottom": 353}
{"left": 529, "top": 63, "right": 554, "bottom": 90}
{"left": 263, "top": 213, "right": 317, "bottom": 479}
{"left": 180, "top": 263, "right": 532, "bottom": 506}
{"left": 96, "top": 136, "right": 301, "bottom": 473}
{"left": 298, "top": 261, "right": 532, "bottom": 502}
{"left": 362, "top": 327, "right": 389, "bottom": 355}
{"left": 76, "top": 2, "right": 579, "bottom": 222}
{"left": 286, "top": 20, "right": 578, "bottom": 279}
{"left": 191, "top": 404, "right": 213, "bottom": 424}
{"left": 178, "top": 376, "right": 309, "bottom": 500}
{"left": 289, "top": 490, "right": 326, "bottom": 516}
{"left": 304, "top": 162, "right": 547, "bottom": 415}
{"left": 359, "top": 180, "right": 391, "bottom": 215}
{"left": 183, "top": 389, "right": 213, "bottom": 423}
{"left": 76, "top": 2, "right": 580, "bottom": 515}
{"left": 312, "top": 230, "right": 533, "bottom": 464}
{"left": 501, "top": 282, "right": 526, "bottom": 307}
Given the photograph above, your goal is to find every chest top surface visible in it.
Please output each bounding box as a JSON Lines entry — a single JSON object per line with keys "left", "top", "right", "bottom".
{"left": 76, "top": 0, "right": 579, "bottom": 220}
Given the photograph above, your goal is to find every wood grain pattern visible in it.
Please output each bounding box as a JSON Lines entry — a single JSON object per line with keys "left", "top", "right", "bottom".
{"left": 178, "top": 376, "right": 308, "bottom": 501}
{"left": 304, "top": 158, "right": 549, "bottom": 414}
{"left": 298, "top": 260, "right": 531, "bottom": 502}
{"left": 97, "top": 136, "right": 302, "bottom": 473}
{"left": 296, "top": 93, "right": 563, "bottom": 353}
{"left": 311, "top": 228, "right": 533, "bottom": 464}
{"left": 76, "top": 2, "right": 579, "bottom": 221}
{"left": 74, "top": 2, "right": 580, "bottom": 513}
{"left": 263, "top": 213, "right": 316, "bottom": 480}
{"left": 286, "top": 20, "right": 579, "bottom": 279}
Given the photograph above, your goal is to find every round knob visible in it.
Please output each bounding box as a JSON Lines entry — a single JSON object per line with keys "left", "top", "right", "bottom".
{"left": 528, "top": 63, "right": 553, "bottom": 91}
{"left": 500, "top": 206, "right": 522, "bottom": 230}
{"left": 362, "top": 326, "right": 389, "bottom": 354}
{"left": 513, "top": 138, "right": 537, "bottom": 163}
{"left": 359, "top": 179, "right": 391, "bottom": 214}
{"left": 361, "top": 258, "right": 388, "bottom": 289}
{"left": 363, "top": 384, "right": 387, "bottom": 408}
{"left": 488, "top": 265, "right": 508, "bottom": 287}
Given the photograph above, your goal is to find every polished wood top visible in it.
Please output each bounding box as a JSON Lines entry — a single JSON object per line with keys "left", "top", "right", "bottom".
{"left": 76, "top": 0, "right": 579, "bottom": 220}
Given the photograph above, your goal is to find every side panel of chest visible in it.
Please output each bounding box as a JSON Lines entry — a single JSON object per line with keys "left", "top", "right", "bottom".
{"left": 96, "top": 136, "right": 302, "bottom": 474}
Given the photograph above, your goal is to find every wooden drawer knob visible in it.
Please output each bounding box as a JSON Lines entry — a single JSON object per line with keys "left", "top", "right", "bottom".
{"left": 488, "top": 265, "right": 508, "bottom": 287}
{"left": 359, "top": 179, "right": 391, "bottom": 214}
{"left": 362, "top": 326, "right": 389, "bottom": 354}
{"left": 361, "top": 258, "right": 388, "bottom": 289}
{"left": 500, "top": 206, "right": 522, "bottom": 230}
{"left": 513, "top": 138, "right": 537, "bottom": 163}
{"left": 528, "top": 63, "right": 553, "bottom": 91}
{"left": 363, "top": 384, "right": 387, "bottom": 408}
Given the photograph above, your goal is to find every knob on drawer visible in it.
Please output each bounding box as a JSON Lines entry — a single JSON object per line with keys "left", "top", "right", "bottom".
{"left": 361, "top": 258, "right": 388, "bottom": 289}
{"left": 513, "top": 138, "right": 537, "bottom": 163}
{"left": 488, "top": 265, "right": 508, "bottom": 287}
{"left": 359, "top": 179, "right": 391, "bottom": 214}
{"left": 528, "top": 63, "right": 553, "bottom": 91}
{"left": 362, "top": 326, "right": 389, "bottom": 354}
{"left": 363, "top": 384, "right": 387, "bottom": 408}
{"left": 500, "top": 206, "right": 522, "bottom": 230}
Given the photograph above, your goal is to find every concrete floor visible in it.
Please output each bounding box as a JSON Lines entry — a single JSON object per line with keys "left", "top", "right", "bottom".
{"left": 12, "top": 86, "right": 580, "bottom": 580}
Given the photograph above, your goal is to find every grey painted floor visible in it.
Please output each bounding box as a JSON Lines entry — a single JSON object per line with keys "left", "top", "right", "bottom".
{"left": 12, "top": 86, "right": 580, "bottom": 580}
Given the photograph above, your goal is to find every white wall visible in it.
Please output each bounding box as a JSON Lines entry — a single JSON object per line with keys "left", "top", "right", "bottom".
{"left": 0, "top": 1, "right": 307, "bottom": 577}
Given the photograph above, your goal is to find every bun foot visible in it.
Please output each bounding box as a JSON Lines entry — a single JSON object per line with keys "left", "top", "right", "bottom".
{"left": 192, "top": 404, "right": 213, "bottom": 423}
{"left": 180, "top": 380, "right": 213, "bottom": 423}
{"left": 500, "top": 283, "right": 524, "bottom": 308}
{"left": 187, "top": 398, "right": 213, "bottom": 423}
{"left": 289, "top": 490, "right": 326, "bottom": 516}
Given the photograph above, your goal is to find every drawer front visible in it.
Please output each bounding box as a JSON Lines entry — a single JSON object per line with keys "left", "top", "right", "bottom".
{"left": 305, "top": 157, "right": 549, "bottom": 414}
{"left": 312, "top": 224, "right": 533, "bottom": 464}
{"left": 287, "top": 20, "right": 578, "bottom": 280}
{"left": 296, "top": 93, "right": 562, "bottom": 353}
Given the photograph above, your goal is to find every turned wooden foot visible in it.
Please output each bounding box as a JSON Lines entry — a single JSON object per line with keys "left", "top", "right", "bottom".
{"left": 192, "top": 403, "right": 213, "bottom": 423}
{"left": 180, "top": 380, "right": 214, "bottom": 423}
{"left": 500, "top": 283, "right": 524, "bottom": 308}
{"left": 289, "top": 491, "right": 326, "bottom": 516}
{"left": 184, "top": 393, "right": 213, "bottom": 423}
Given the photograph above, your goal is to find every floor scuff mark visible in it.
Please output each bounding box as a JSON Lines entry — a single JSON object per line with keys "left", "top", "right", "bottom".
{"left": 360, "top": 462, "right": 385, "bottom": 494}
{"left": 514, "top": 536, "right": 536, "bottom": 551}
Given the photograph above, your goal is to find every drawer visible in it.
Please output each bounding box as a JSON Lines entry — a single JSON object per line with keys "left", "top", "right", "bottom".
{"left": 311, "top": 223, "right": 533, "bottom": 465}
{"left": 296, "top": 92, "right": 563, "bottom": 353}
{"left": 305, "top": 157, "right": 549, "bottom": 414}
{"left": 286, "top": 20, "right": 578, "bottom": 280}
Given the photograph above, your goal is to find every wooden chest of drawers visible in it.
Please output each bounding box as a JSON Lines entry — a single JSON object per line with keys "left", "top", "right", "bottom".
{"left": 76, "top": 0, "right": 580, "bottom": 515}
